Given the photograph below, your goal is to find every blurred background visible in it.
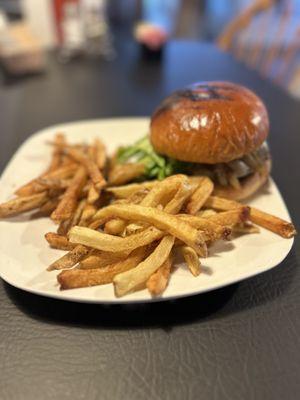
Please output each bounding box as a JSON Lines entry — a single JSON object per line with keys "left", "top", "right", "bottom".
{"left": 0, "top": 0, "right": 300, "bottom": 97}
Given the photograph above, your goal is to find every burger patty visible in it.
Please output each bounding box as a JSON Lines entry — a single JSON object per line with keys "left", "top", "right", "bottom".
{"left": 192, "top": 142, "right": 270, "bottom": 189}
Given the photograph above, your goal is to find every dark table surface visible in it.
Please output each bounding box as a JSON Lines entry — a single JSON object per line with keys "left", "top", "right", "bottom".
{"left": 0, "top": 39, "right": 299, "bottom": 400}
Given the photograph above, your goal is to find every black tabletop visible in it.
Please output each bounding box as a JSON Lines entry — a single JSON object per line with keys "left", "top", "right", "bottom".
{"left": 0, "top": 40, "right": 299, "bottom": 400}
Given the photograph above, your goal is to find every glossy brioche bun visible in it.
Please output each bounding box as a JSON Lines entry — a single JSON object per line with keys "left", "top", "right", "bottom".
{"left": 213, "top": 159, "right": 271, "bottom": 200}
{"left": 150, "top": 81, "right": 269, "bottom": 164}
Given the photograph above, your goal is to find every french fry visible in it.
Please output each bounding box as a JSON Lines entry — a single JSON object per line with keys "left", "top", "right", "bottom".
{"left": 79, "top": 250, "right": 128, "bottom": 269}
{"left": 106, "top": 181, "right": 157, "bottom": 198}
{"left": 37, "top": 177, "right": 71, "bottom": 191}
{"left": 45, "top": 232, "right": 75, "bottom": 251}
{"left": 177, "top": 214, "right": 231, "bottom": 241}
{"left": 39, "top": 197, "right": 61, "bottom": 215}
{"left": 47, "top": 244, "right": 90, "bottom": 271}
{"left": 113, "top": 235, "right": 175, "bottom": 297}
{"left": 66, "top": 147, "right": 106, "bottom": 191}
{"left": 69, "top": 225, "right": 164, "bottom": 253}
{"left": 186, "top": 177, "right": 214, "bottom": 215}
{"left": 164, "top": 180, "right": 196, "bottom": 214}
{"left": 87, "top": 184, "right": 99, "bottom": 204}
{"left": 51, "top": 166, "right": 87, "bottom": 222}
{"left": 79, "top": 203, "right": 97, "bottom": 226}
{"left": 108, "top": 163, "right": 145, "bottom": 186}
{"left": 15, "top": 164, "right": 78, "bottom": 196}
{"left": 196, "top": 209, "right": 217, "bottom": 218}
{"left": 208, "top": 207, "right": 250, "bottom": 227}
{"left": 0, "top": 192, "right": 48, "bottom": 218}
{"left": 206, "top": 195, "right": 296, "bottom": 238}
{"left": 92, "top": 204, "right": 207, "bottom": 256}
{"left": 180, "top": 246, "right": 201, "bottom": 276}
{"left": 146, "top": 255, "right": 172, "bottom": 296}
{"left": 58, "top": 246, "right": 147, "bottom": 289}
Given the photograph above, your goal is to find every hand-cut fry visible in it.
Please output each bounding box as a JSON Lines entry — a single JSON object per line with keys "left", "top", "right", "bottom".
{"left": 47, "top": 244, "right": 89, "bottom": 271}
{"left": 164, "top": 181, "right": 196, "bottom": 214}
{"left": 87, "top": 184, "right": 99, "bottom": 204}
{"left": 71, "top": 199, "right": 86, "bottom": 227}
{"left": 186, "top": 177, "right": 214, "bottom": 215}
{"left": 45, "top": 232, "right": 76, "bottom": 251}
{"left": 196, "top": 209, "right": 217, "bottom": 218}
{"left": 94, "top": 138, "right": 106, "bottom": 170}
{"left": 208, "top": 207, "right": 250, "bottom": 227}
{"left": 69, "top": 225, "right": 164, "bottom": 253}
{"left": 108, "top": 163, "right": 145, "bottom": 186}
{"left": 37, "top": 177, "right": 71, "bottom": 191}
{"left": 79, "top": 203, "right": 97, "bottom": 226}
{"left": 79, "top": 250, "right": 128, "bottom": 269}
{"left": 39, "top": 197, "right": 61, "bottom": 215}
{"left": 141, "top": 175, "right": 188, "bottom": 208}
{"left": 58, "top": 246, "right": 147, "bottom": 289}
{"left": 51, "top": 166, "right": 87, "bottom": 222}
{"left": 180, "top": 246, "right": 201, "bottom": 276}
{"left": 177, "top": 214, "right": 231, "bottom": 241}
{"left": 66, "top": 147, "right": 106, "bottom": 191}
{"left": 113, "top": 235, "right": 175, "bottom": 297}
{"left": 0, "top": 192, "right": 48, "bottom": 218}
{"left": 93, "top": 204, "right": 207, "bottom": 256}
{"left": 106, "top": 181, "right": 157, "bottom": 198}
{"left": 15, "top": 164, "right": 78, "bottom": 196}
{"left": 146, "top": 255, "right": 172, "bottom": 296}
{"left": 206, "top": 195, "right": 296, "bottom": 238}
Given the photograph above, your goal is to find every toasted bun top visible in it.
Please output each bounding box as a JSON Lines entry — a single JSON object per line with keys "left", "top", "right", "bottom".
{"left": 150, "top": 81, "right": 269, "bottom": 164}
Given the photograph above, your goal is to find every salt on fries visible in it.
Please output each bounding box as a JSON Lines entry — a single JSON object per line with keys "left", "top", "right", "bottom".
{"left": 0, "top": 133, "right": 296, "bottom": 298}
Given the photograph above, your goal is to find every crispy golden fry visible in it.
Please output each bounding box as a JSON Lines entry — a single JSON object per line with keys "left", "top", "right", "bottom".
{"left": 108, "top": 163, "right": 145, "bottom": 186}
{"left": 164, "top": 180, "right": 196, "bottom": 214}
{"left": 177, "top": 214, "right": 231, "bottom": 241}
{"left": 51, "top": 166, "right": 87, "bottom": 222}
{"left": 47, "top": 244, "right": 89, "bottom": 271}
{"left": 205, "top": 196, "right": 296, "bottom": 238}
{"left": 79, "top": 203, "right": 97, "bottom": 226}
{"left": 94, "top": 139, "right": 106, "bottom": 170}
{"left": 146, "top": 255, "right": 172, "bottom": 296}
{"left": 0, "top": 192, "right": 48, "bottom": 218}
{"left": 141, "top": 175, "right": 188, "bottom": 208}
{"left": 45, "top": 232, "right": 75, "bottom": 251}
{"left": 180, "top": 246, "right": 201, "bottom": 276}
{"left": 106, "top": 181, "right": 157, "bottom": 198}
{"left": 79, "top": 250, "right": 128, "bottom": 269}
{"left": 114, "top": 235, "right": 175, "bottom": 297}
{"left": 66, "top": 147, "right": 106, "bottom": 191}
{"left": 186, "top": 177, "right": 214, "bottom": 215}
{"left": 93, "top": 204, "right": 207, "bottom": 256}
{"left": 37, "top": 177, "right": 71, "bottom": 191}
{"left": 58, "top": 246, "right": 147, "bottom": 289}
{"left": 39, "top": 197, "right": 61, "bottom": 215}
{"left": 196, "top": 209, "right": 217, "bottom": 218}
{"left": 87, "top": 184, "right": 99, "bottom": 204}
{"left": 70, "top": 199, "right": 86, "bottom": 227}
{"left": 15, "top": 164, "right": 78, "bottom": 196}
{"left": 208, "top": 207, "right": 250, "bottom": 227}
{"left": 69, "top": 225, "right": 164, "bottom": 253}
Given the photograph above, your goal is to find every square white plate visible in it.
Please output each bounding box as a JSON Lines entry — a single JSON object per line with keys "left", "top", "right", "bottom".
{"left": 0, "top": 118, "right": 294, "bottom": 303}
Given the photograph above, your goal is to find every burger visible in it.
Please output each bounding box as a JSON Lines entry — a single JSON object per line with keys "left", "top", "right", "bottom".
{"left": 115, "top": 81, "right": 271, "bottom": 200}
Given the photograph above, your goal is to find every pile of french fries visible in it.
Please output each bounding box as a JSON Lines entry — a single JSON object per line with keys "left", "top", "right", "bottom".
{"left": 0, "top": 134, "right": 296, "bottom": 298}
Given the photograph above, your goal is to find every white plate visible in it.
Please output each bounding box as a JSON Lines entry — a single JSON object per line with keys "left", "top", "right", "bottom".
{"left": 0, "top": 118, "right": 294, "bottom": 303}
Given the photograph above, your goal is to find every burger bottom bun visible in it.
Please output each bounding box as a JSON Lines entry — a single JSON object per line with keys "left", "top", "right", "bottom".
{"left": 213, "top": 159, "right": 271, "bottom": 201}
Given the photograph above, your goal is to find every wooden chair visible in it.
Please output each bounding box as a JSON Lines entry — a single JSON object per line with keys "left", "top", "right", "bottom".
{"left": 217, "top": 0, "right": 300, "bottom": 96}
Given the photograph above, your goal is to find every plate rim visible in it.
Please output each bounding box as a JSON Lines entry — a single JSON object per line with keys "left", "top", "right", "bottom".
{"left": 0, "top": 117, "right": 295, "bottom": 304}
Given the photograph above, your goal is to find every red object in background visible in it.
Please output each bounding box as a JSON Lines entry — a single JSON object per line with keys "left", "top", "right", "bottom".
{"left": 53, "top": 0, "right": 79, "bottom": 45}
